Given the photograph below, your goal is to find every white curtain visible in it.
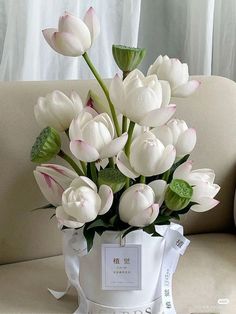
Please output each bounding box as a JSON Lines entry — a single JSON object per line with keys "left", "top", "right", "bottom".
{"left": 139, "top": 0, "right": 236, "bottom": 81}
{"left": 0, "top": 0, "right": 141, "bottom": 80}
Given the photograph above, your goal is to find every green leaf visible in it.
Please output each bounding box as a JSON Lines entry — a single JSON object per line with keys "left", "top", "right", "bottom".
{"left": 154, "top": 215, "right": 171, "bottom": 224}
{"left": 143, "top": 224, "right": 161, "bottom": 237}
{"left": 98, "top": 168, "right": 126, "bottom": 193}
{"left": 31, "top": 204, "right": 55, "bottom": 211}
{"left": 87, "top": 218, "right": 113, "bottom": 230}
{"left": 109, "top": 215, "right": 118, "bottom": 226}
{"left": 121, "top": 226, "right": 140, "bottom": 238}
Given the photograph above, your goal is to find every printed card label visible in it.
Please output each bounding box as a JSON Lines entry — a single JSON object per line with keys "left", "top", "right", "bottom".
{"left": 101, "top": 244, "right": 142, "bottom": 290}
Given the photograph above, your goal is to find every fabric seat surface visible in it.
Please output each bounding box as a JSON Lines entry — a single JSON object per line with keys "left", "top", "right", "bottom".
{"left": 0, "top": 233, "right": 235, "bottom": 314}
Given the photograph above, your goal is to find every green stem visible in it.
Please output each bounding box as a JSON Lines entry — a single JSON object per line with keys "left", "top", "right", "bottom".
{"left": 82, "top": 52, "right": 121, "bottom": 136}
{"left": 140, "top": 176, "right": 146, "bottom": 184}
{"left": 125, "top": 177, "right": 130, "bottom": 189}
{"left": 125, "top": 121, "right": 135, "bottom": 157}
{"left": 65, "top": 129, "right": 87, "bottom": 175}
{"left": 90, "top": 162, "right": 97, "bottom": 185}
{"left": 109, "top": 157, "right": 115, "bottom": 168}
{"left": 162, "top": 169, "right": 171, "bottom": 182}
{"left": 122, "top": 116, "right": 128, "bottom": 133}
{"left": 58, "top": 150, "right": 84, "bottom": 176}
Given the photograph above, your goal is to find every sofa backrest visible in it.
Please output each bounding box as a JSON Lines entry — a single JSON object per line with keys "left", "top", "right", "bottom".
{"left": 0, "top": 76, "right": 235, "bottom": 264}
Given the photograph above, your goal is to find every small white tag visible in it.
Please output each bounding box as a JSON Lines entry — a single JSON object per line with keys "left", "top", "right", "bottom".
{"left": 101, "top": 244, "right": 142, "bottom": 290}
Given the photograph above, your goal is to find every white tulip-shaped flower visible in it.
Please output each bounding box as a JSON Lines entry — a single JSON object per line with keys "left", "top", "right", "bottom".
{"left": 56, "top": 176, "right": 113, "bottom": 228}
{"left": 147, "top": 55, "right": 200, "bottom": 97}
{"left": 34, "top": 164, "right": 78, "bottom": 206}
{"left": 42, "top": 8, "right": 100, "bottom": 56}
{"left": 35, "top": 90, "right": 84, "bottom": 132}
{"left": 119, "top": 183, "right": 164, "bottom": 227}
{"left": 117, "top": 131, "right": 176, "bottom": 178}
{"left": 173, "top": 161, "right": 220, "bottom": 212}
{"left": 151, "top": 119, "right": 197, "bottom": 157}
{"left": 109, "top": 69, "right": 176, "bottom": 127}
{"left": 69, "top": 109, "right": 128, "bottom": 162}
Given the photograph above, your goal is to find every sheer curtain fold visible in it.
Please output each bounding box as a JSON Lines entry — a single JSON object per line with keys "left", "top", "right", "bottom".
{"left": 139, "top": 0, "right": 236, "bottom": 81}
{"left": 0, "top": 0, "right": 141, "bottom": 81}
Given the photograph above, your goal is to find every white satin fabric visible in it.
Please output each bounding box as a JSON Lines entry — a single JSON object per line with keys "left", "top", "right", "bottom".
{"left": 0, "top": 0, "right": 141, "bottom": 80}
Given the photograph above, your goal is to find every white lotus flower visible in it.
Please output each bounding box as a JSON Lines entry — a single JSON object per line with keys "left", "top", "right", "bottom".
{"left": 69, "top": 109, "right": 128, "bottom": 162}
{"left": 42, "top": 8, "right": 100, "bottom": 56}
{"left": 119, "top": 183, "right": 161, "bottom": 227}
{"left": 116, "top": 131, "right": 176, "bottom": 178}
{"left": 34, "top": 164, "right": 78, "bottom": 206}
{"left": 147, "top": 55, "right": 200, "bottom": 97}
{"left": 173, "top": 161, "right": 220, "bottom": 212}
{"left": 109, "top": 69, "right": 176, "bottom": 127}
{"left": 56, "top": 176, "right": 113, "bottom": 228}
{"left": 151, "top": 119, "right": 197, "bottom": 157}
{"left": 35, "top": 90, "right": 84, "bottom": 132}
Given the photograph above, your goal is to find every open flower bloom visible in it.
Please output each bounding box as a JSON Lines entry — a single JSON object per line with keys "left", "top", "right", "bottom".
{"left": 117, "top": 131, "right": 176, "bottom": 178}
{"left": 151, "top": 119, "right": 197, "bottom": 158}
{"left": 34, "top": 164, "right": 78, "bottom": 206}
{"left": 42, "top": 8, "right": 100, "bottom": 56}
{"left": 56, "top": 176, "right": 113, "bottom": 228}
{"left": 147, "top": 55, "right": 200, "bottom": 97}
{"left": 109, "top": 69, "right": 176, "bottom": 127}
{"left": 69, "top": 109, "right": 128, "bottom": 162}
{"left": 173, "top": 161, "right": 220, "bottom": 212}
{"left": 35, "top": 90, "right": 84, "bottom": 132}
{"left": 119, "top": 183, "right": 161, "bottom": 227}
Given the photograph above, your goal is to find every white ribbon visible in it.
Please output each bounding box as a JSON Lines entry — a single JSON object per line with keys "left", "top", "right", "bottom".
{"left": 48, "top": 224, "right": 190, "bottom": 314}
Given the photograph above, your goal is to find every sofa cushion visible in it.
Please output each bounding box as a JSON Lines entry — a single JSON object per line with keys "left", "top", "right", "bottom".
{"left": 0, "top": 76, "right": 236, "bottom": 263}
{"left": 0, "top": 233, "right": 235, "bottom": 314}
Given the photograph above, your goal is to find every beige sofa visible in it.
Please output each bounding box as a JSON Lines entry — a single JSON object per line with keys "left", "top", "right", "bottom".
{"left": 0, "top": 76, "right": 235, "bottom": 314}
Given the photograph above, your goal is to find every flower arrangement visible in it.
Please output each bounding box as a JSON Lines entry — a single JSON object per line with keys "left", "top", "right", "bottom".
{"left": 31, "top": 8, "right": 220, "bottom": 252}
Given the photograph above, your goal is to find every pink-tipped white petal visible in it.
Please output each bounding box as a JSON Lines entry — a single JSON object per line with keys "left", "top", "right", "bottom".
{"left": 98, "top": 185, "right": 113, "bottom": 215}
{"left": 70, "top": 90, "right": 84, "bottom": 113}
{"left": 173, "top": 161, "right": 193, "bottom": 181}
{"left": 99, "top": 132, "right": 128, "bottom": 159}
{"left": 109, "top": 74, "right": 125, "bottom": 113}
{"left": 70, "top": 140, "right": 99, "bottom": 162}
{"left": 53, "top": 32, "right": 85, "bottom": 56}
{"left": 42, "top": 28, "right": 60, "bottom": 53}
{"left": 70, "top": 176, "right": 97, "bottom": 192}
{"left": 172, "top": 80, "right": 200, "bottom": 97}
{"left": 191, "top": 198, "right": 220, "bottom": 212}
{"left": 83, "top": 7, "right": 100, "bottom": 43}
{"left": 176, "top": 128, "right": 197, "bottom": 156}
{"left": 151, "top": 125, "right": 173, "bottom": 146}
{"left": 34, "top": 171, "right": 64, "bottom": 206}
{"left": 155, "top": 145, "right": 176, "bottom": 174}
{"left": 160, "top": 80, "right": 171, "bottom": 107}
{"left": 128, "top": 204, "right": 159, "bottom": 227}
{"left": 58, "top": 13, "right": 91, "bottom": 50}
{"left": 140, "top": 105, "right": 176, "bottom": 127}
{"left": 116, "top": 151, "right": 139, "bottom": 179}
{"left": 56, "top": 206, "right": 84, "bottom": 228}
{"left": 148, "top": 180, "right": 167, "bottom": 206}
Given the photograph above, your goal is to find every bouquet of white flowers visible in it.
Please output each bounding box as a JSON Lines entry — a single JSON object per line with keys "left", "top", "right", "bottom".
{"left": 30, "top": 8, "right": 220, "bottom": 314}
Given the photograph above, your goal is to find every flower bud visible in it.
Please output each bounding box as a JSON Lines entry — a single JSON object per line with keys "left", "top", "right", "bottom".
{"left": 31, "top": 127, "right": 61, "bottom": 163}
{"left": 86, "top": 90, "right": 108, "bottom": 114}
{"left": 165, "top": 179, "right": 193, "bottom": 211}
{"left": 112, "top": 45, "right": 146, "bottom": 73}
